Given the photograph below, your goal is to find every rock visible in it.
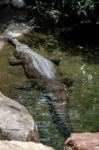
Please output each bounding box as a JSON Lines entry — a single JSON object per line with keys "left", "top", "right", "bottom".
{"left": 11, "top": 0, "right": 26, "bottom": 9}
{"left": 0, "top": 92, "right": 39, "bottom": 142}
{"left": 0, "top": 22, "right": 30, "bottom": 50}
{"left": 0, "top": 141, "right": 55, "bottom": 150}
{"left": 0, "top": 0, "right": 26, "bottom": 8}
{"left": 0, "top": 0, "right": 10, "bottom": 7}
{"left": 64, "top": 132, "right": 99, "bottom": 150}
{"left": 3, "top": 22, "right": 30, "bottom": 38}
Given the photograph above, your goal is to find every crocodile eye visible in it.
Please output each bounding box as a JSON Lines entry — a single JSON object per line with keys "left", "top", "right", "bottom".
{"left": 17, "top": 44, "right": 22, "bottom": 50}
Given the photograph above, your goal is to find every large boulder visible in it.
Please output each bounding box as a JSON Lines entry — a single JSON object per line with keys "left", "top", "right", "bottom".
{"left": 0, "top": 141, "right": 55, "bottom": 150}
{"left": 2, "top": 22, "right": 30, "bottom": 38}
{"left": 0, "top": 92, "right": 39, "bottom": 142}
{"left": 64, "top": 132, "right": 99, "bottom": 150}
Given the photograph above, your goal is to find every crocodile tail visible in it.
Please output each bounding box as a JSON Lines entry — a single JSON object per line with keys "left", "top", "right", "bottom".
{"left": 43, "top": 83, "right": 73, "bottom": 138}
{"left": 45, "top": 95, "right": 73, "bottom": 138}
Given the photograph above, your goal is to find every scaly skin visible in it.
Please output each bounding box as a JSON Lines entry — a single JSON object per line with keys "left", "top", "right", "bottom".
{"left": 8, "top": 37, "right": 73, "bottom": 138}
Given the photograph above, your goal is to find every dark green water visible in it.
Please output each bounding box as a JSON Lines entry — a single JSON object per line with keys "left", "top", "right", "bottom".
{"left": 0, "top": 35, "right": 99, "bottom": 150}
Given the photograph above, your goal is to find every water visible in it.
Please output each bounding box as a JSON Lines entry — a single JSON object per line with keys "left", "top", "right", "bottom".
{"left": 58, "top": 41, "right": 99, "bottom": 133}
{"left": 0, "top": 36, "right": 99, "bottom": 149}
{"left": 0, "top": 43, "right": 65, "bottom": 149}
{"left": 0, "top": 8, "right": 99, "bottom": 150}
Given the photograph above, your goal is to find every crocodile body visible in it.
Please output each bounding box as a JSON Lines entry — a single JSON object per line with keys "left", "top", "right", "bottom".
{"left": 8, "top": 38, "right": 73, "bottom": 138}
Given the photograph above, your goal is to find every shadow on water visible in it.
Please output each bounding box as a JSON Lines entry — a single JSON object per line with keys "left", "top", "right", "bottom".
{"left": 57, "top": 24, "right": 99, "bottom": 64}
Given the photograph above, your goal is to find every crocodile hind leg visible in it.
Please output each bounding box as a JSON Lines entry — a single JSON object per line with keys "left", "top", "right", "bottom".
{"left": 10, "top": 79, "right": 46, "bottom": 91}
{"left": 30, "top": 79, "right": 46, "bottom": 91}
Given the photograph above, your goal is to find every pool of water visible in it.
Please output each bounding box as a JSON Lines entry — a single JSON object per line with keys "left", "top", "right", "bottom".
{"left": 0, "top": 35, "right": 99, "bottom": 150}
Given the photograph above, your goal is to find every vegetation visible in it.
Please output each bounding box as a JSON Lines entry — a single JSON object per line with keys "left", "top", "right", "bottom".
{"left": 27, "top": 0, "right": 99, "bottom": 31}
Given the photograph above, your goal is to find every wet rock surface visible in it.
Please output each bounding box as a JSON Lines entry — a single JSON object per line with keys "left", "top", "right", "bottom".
{"left": 0, "top": 22, "right": 30, "bottom": 50}
{"left": 0, "top": 92, "right": 39, "bottom": 142}
{"left": 0, "top": 140, "right": 55, "bottom": 150}
{"left": 11, "top": 0, "right": 26, "bottom": 9}
{"left": 0, "top": 0, "right": 10, "bottom": 7}
{"left": 64, "top": 133, "right": 99, "bottom": 150}
{"left": 0, "top": 0, "right": 26, "bottom": 8}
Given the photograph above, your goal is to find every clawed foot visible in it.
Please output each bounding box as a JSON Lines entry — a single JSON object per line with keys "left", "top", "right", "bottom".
{"left": 8, "top": 56, "right": 22, "bottom": 66}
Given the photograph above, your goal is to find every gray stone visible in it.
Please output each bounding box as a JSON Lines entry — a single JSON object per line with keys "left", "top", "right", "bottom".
{"left": 0, "top": 22, "right": 30, "bottom": 50}
{"left": 0, "top": 92, "right": 39, "bottom": 142}
{"left": 0, "top": 0, "right": 26, "bottom": 8}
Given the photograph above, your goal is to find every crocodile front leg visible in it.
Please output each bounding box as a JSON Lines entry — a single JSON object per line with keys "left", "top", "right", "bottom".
{"left": 8, "top": 55, "right": 22, "bottom": 66}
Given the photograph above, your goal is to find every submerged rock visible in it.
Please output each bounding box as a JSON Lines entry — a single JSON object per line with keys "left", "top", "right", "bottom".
{"left": 11, "top": 0, "right": 26, "bottom": 9}
{"left": 0, "top": 0, "right": 10, "bottom": 7}
{"left": 0, "top": 92, "right": 39, "bottom": 142}
{"left": 2, "top": 22, "right": 30, "bottom": 38}
{"left": 0, "top": 141, "right": 55, "bottom": 150}
{"left": 0, "top": 22, "right": 30, "bottom": 50}
{"left": 64, "top": 132, "right": 99, "bottom": 150}
{"left": 0, "top": 0, "right": 26, "bottom": 8}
